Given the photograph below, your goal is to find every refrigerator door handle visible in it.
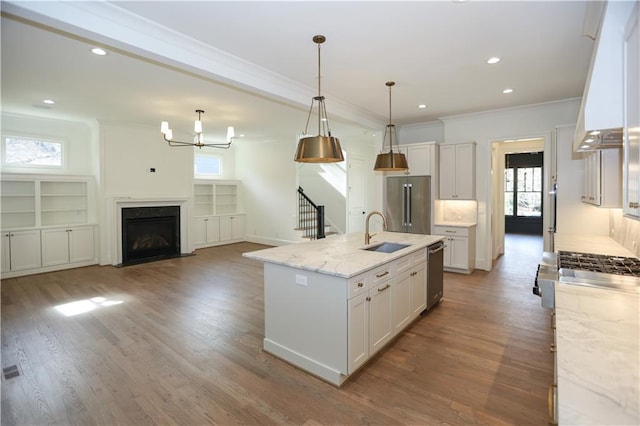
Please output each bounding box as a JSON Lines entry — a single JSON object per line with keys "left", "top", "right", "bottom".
{"left": 407, "top": 183, "right": 412, "bottom": 227}
{"left": 402, "top": 183, "right": 408, "bottom": 226}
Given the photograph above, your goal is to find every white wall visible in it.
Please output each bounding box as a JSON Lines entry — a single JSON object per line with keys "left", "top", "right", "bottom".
{"left": 399, "top": 120, "right": 444, "bottom": 145}
{"left": 1, "top": 112, "right": 96, "bottom": 176}
{"left": 439, "top": 98, "right": 583, "bottom": 270}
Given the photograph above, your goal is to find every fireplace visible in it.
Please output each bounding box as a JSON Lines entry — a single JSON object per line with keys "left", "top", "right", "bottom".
{"left": 121, "top": 206, "right": 180, "bottom": 265}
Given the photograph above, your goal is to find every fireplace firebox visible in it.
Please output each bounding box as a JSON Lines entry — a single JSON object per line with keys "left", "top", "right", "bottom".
{"left": 122, "top": 206, "right": 180, "bottom": 265}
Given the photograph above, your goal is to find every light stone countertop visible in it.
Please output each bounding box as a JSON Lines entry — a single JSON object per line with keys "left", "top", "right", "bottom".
{"left": 243, "top": 231, "right": 444, "bottom": 278}
{"left": 434, "top": 222, "right": 477, "bottom": 228}
{"left": 555, "top": 233, "right": 638, "bottom": 258}
{"left": 556, "top": 283, "right": 640, "bottom": 425}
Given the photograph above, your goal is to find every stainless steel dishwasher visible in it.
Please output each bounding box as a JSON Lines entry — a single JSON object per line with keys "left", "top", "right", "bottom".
{"left": 426, "top": 241, "right": 445, "bottom": 310}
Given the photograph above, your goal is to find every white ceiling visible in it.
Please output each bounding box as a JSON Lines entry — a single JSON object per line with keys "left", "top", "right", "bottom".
{"left": 1, "top": 1, "right": 595, "bottom": 145}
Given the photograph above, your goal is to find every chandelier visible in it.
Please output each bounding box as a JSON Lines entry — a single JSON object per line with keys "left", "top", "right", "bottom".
{"left": 374, "top": 81, "right": 408, "bottom": 171}
{"left": 294, "top": 35, "right": 344, "bottom": 163}
{"left": 161, "top": 109, "right": 235, "bottom": 149}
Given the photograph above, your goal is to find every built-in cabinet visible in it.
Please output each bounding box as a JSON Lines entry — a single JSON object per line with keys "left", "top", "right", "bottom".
{"left": 433, "top": 225, "right": 476, "bottom": 274}
{"left": 0, "top": 175, "right": 97, "bottom": 278}
{"left": 41, "top": 226, "right": 95, "bottom": 267}
{"left": 1, "top": 230, "right": 42, "bottom": 273}
{"left": 439, "top": 143, "right": 476, "bottom": 200}
{"left": 390, "top": 142, "right": 438, "bottom": 176}
{"left": 623, "top": 3, "right": 640, "bottom": 218}
{"left": 193, "top": 181, "right": 244, "bottom": 248}
{"left": 581, "top": 149, "right": 622, "bottom": 207}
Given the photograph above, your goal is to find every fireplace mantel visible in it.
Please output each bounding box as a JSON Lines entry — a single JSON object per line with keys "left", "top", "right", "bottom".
{"left": 106, "top": 197, "right": 191, "bottom": 266}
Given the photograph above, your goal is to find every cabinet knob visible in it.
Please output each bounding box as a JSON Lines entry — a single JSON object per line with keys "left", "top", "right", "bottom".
{"left": 366, "top": 296, "right": 371, "bottom": 301}
{"left": 549, "top": 343, "right": 556, "bottom": 353}
{"left": 357, "top": 282, "right": 364, "bottom": 288}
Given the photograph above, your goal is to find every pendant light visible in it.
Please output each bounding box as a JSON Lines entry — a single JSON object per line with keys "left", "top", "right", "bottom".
{"left": 374, "top": 81, "right": 408, "bottom": 171}
{"left": 294, "top": 35, "right": 344, "bottom": 163}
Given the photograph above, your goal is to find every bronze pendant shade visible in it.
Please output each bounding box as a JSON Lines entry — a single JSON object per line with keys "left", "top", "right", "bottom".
{"left": 294, "top": 35, "right": 344, "bottom": 163}
{"left": 374, "top": 81, "right": 408, "bottom": 171}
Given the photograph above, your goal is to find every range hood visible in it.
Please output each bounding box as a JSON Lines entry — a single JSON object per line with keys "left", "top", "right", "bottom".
{"left": 576, "top": 127, "right": 623, "bottom": 152}
{"left": 573, "top": 1, "right": 634, "bottom": 152}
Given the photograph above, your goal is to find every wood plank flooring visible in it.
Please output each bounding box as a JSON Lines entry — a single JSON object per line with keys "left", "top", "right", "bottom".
{"left": 1, "top": 235, "right": 553, "bottom": 425}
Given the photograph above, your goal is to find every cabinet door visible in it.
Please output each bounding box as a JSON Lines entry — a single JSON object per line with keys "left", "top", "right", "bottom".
{"left": 8, "top": 230, "right": 41, "bottom": 271}
{"left": 230, "top": 215, "right": 244, "bottom": 239}
{"left": 624, "top": 7, "right": 640, "bottom": 217}
{"left": 449, "top": 236, "right": 469, "bottom": 270}
{"left": 410, "top": 262, "right": 427, "bottom": 317}
{"left": 41, "top": 228, "right": 70, "bottom": 267}
{"left": 369, "top": 281, "right": 393, "bottom": 355}
{"left": 455, "top": 144, "right": 476, "bottom": 199}
{"left": 407, "top": 143, "right": 435, "bottom": 176}
{"left": 69, "top": 226, "right": 94, "bottom": 263}
{"left": 193, "top": 218, "right": 208, "bottom": 246}
{"left": 442, "top": 238, "right": 452, "bottom": 268}
{"left": 206, "top": 217, "right": 220, "bottom": 243}
{"left": 439, "top": 145, "right": 456, "bottom": 199}
{"left": 393, "top": 270, "right": 412, "bottom": 333}
{"left": 220, "top": 216, "right": 243, "bottom": 241}
{"left": 348, "top": 293, "right": 369, "bottom": 374}
{"left": 1, "top": 233, "right": 11, "bottom": 273}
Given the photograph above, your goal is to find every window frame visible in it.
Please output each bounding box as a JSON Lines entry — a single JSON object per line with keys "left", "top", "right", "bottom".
{"left": 2, "top": 135, "right": 66, "bottom": 170}
{"left": 194, "top": 151, "right": 223, "bottom": 179}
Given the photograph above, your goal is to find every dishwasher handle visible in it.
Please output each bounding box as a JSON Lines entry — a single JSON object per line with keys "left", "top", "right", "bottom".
{"left": 428, "top": 242, "right": 445, "bottom": 254}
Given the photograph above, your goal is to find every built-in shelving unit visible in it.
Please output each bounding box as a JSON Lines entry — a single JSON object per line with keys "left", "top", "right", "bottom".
{"left": 40, "top": 181, "right": 88, "bottom": 226}
{"left": 1, "top": 180, "right": 36, "bottom": 229}
{"left": 192, "top": 180, "right": 244, "bottom": 249}
{"left": 215, "top": 184, "right": 238, "bottom": 215}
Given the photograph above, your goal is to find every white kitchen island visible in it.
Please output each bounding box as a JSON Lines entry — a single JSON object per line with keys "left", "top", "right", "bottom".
{"left": 243, "top": 231, "right": 444, "bottom": 386}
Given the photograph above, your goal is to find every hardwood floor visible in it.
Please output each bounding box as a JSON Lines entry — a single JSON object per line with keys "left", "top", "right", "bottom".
{"left": 1, "top": 236, "right": 553, "bottom": 425}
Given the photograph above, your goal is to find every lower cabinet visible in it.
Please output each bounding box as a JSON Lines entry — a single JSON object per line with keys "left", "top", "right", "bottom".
{"left": 1, "top": 230, "right": 42, "bottom": 273}
{"left": 194, "top": 215, "right": 244, "bottom": 249}
{"left": 41, "top": 226, "right": 95, "bottom": 267}
{"left": 434, "top": 225, "right": 476, "bottom": 274}
{"left": 2, "top": 226, "right": 96, "bottom": 277}
{"left": 262, "top": 247, "right": 429, "bottom": 387}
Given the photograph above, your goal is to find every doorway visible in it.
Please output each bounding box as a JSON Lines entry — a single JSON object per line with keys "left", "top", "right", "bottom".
{"left": 504, "top": 152, "right": 543, "bottom": 235}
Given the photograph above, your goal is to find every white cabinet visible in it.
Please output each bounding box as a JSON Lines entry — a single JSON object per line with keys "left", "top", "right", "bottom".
{"left": 220, "top": 215, "right": 244, "bottom": 242}
{"left": 368, "top": 280, "right": 394, "bottom": 355}
{"left": 1, "top": 230, "right": 42, "bottom": 273}
{"left": 41, "top": 226, "right": 95, "bottom": 267}
{"left": 193, "top": 181, "right": 244, "bottom": 248}
{"left": 193, "top": 217, "right": 220, "bottom": 248}
{"left": 623, "top": 4, "right": 640, "bottom": 217}
{"left": 434, "top": 225, "right": 476, "bottom": 274}
{"left": 439, "top": 143, "right": 476, "bottom": 200}
{"left": 581, "top": 150, "right": 622, "bottom": 207}
{"left": 347, "top": 292, "right": 369, "bottom": 373}
{"left": 388, "top": 142, "right": 438, "bottom": 177}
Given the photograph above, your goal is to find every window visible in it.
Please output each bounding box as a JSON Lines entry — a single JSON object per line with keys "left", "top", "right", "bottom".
{"left": 3, "top": 136, "right": 63, "bottom": 167}
{"left": 504, "top": 153, "right": 543, "bottom": 217}
{"left": 194, "top": 152, "right": 222, "bottom": 178}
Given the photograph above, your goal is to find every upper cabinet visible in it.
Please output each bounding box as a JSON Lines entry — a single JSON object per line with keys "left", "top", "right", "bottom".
{"left": 386, "top": 142, "right": 438, "bottom": 177}
{"left": 438, "top": 143, "right": 476, "bottom": 200}
{"left": 623, "top": 3, "right": 640, "bottom": 218}
{"left": 574, "top": 1, "right": 636, "bottom": 151}
{"left": 581, "top": 150, "right": 622, "bottom": 208}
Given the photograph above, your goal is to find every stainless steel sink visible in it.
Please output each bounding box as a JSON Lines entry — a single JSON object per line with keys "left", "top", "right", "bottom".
{"left": 362, "top": 242, "right": 410, "bottom": 253}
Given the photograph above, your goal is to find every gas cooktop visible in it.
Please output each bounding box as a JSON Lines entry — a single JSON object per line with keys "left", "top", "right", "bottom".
{"left": 558, "top": 251, "right": 640, "bottom": 277}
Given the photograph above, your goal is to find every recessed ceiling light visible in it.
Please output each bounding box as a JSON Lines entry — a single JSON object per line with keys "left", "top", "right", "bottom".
{"left": 418, "top": 104, "right": 427, "bottom": 109}
{"left": 42, "top": 99, "right": 55, "bottom": 105}
{"left": 91, "top": 47, "right": 107, "bottom": 56}
{"left": 502, "top": 88, "right": 514, "bottom": 94}
{"left": 487, "top": 57, "right": 501, "bottom": 64}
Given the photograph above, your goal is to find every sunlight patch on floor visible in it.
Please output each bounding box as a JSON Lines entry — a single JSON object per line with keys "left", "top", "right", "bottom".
{"left": 54, "top": 296, "right": 123, "bottom": 317}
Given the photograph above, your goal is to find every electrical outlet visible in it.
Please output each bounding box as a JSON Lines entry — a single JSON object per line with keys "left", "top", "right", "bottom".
{"left": 295, "top": 274, "right": 307, "bottom": 286}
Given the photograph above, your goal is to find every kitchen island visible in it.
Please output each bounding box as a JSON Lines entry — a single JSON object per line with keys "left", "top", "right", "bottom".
{"left": 243, "top": 231, "right": 444, "bottom": 386}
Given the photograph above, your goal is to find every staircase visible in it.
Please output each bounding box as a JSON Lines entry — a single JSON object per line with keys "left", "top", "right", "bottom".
{"left": 296, "top": 187, "right": 336, "bottom": 240}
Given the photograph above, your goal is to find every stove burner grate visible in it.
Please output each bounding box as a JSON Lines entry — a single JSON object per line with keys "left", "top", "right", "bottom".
{"left": 558, "top": 251, "right": 640, "bottom": 277}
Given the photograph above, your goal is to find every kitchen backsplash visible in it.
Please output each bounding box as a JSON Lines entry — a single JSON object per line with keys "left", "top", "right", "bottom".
{"left": 434, "top": 200, "right": 478, "bottom": 224}
{"left": 610, "top": 209, "right": 640, "bottom": 257}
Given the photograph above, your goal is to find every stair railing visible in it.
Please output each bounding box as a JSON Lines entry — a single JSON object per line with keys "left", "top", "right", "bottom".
{"left": 297, "top": 187, "right": 325, "bottom": 239}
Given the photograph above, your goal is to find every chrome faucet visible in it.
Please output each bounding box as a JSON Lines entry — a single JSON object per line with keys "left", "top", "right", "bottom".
{"left": 365, "top": 210, "right": 387, "bottom": 245}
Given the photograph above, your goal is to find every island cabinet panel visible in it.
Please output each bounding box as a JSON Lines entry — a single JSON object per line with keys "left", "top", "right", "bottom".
{"left": 261, "top": 248, "right": 429, "bottom": 386}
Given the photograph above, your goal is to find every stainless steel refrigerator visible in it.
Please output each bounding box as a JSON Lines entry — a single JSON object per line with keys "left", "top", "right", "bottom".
{"left": 385, "top": 175, "right": 431, "bottom": 234}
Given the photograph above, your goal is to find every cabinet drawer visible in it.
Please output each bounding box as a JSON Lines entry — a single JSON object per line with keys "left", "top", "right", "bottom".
{"left": 348, "top": 273, "right": 369, "bottom": 298}
{"left": 396, "top": 254, "right": 412, "bottom": 273}
{"left": 369, "top": 262, "right": 395, "bottom": 287}
{"left": 433, "top": 226, "right": 469, "bottom": 237}
{"left": 411, "top": 248, "right": 427, "bottom": 264}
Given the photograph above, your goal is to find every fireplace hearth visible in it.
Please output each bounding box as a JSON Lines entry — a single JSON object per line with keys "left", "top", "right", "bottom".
{"left": 121, "top": 206, "right": 180, "bottom": 265}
